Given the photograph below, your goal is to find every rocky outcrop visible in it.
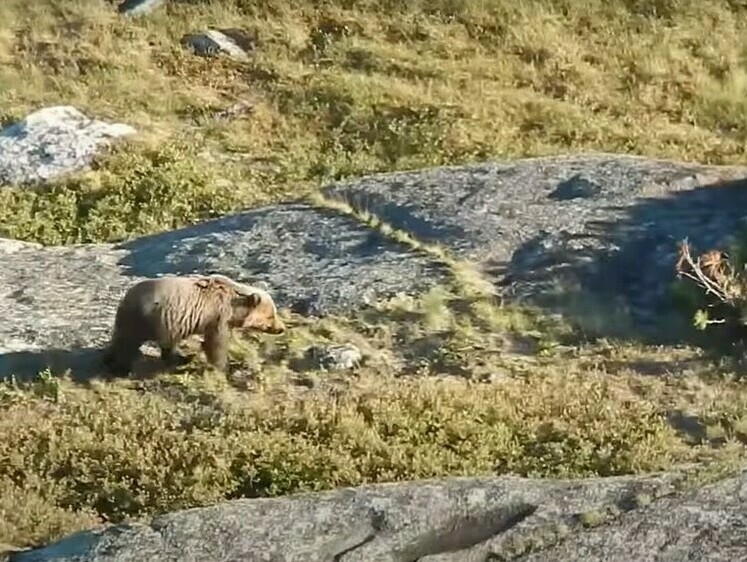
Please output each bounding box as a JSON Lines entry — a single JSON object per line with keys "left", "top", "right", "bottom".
{"left": 0, "top": 106, "right": 136, "bottom": 187}
{"left": 323, "top": 152, "right": 747, "bottom": 333}
{"left": 2, "top": 153, "right": 747, "bottom": 379}
{"left": 9, "top": 467, "right": 745, "bottom": 562}
{"left": 0, "top": 203, "right": 444, "bottom": 349}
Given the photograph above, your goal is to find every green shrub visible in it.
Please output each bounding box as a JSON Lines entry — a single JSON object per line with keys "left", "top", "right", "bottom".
{"left": 0, "top": 142, "right": 243, "bottom": 245}
{"left": 0, "top": 367, "right": 710, "bottom": 546}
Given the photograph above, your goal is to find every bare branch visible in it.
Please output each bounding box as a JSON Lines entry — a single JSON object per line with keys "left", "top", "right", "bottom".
{"left": 676, "top": 240, "right": 734, "bottom": 304}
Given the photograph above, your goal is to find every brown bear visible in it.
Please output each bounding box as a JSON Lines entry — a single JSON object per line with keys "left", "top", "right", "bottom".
{"left": 102, "top": 273, "right": 285, "bottom": 375}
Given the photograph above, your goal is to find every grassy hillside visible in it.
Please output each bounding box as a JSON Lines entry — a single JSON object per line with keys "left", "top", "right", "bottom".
{"left": 2, "top": 0, "right": 747, "bottom": 550}
{"left": 2, "top": 0, "right": 747, "bottom": 242}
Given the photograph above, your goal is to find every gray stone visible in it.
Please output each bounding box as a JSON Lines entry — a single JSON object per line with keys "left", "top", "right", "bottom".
{"left": 117, "top": 0, "right": 165, "bottom": 16}
{"left": 9, "top": 469, "right": 746, "bottom": 562}
{"left": 519, "top": 471, "right": 747, "bottom": 562}
{"left": 324, "top": 153, "right": 735, "bottom": 263}
{"left": 306, "top": 343, "right": 363, "bottom": 371}
{"left": 181, "top": 29, "right": 255, "bottom": 62}
{"left": 0, "top": 106, "right": 136, "bottom": 187}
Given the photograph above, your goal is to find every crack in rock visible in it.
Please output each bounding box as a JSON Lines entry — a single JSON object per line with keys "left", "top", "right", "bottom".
{"left": 330, "top": 510, "right": 387, "bottom": 561}
{"left": 393, "top": 503, "right": 538, "bottom": 562}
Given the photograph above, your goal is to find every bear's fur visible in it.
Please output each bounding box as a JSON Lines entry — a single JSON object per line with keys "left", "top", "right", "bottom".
{"left": 102, "top": 274, "right": 285, "bottom": 375}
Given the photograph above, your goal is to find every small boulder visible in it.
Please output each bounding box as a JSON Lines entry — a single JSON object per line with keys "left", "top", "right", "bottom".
{"left": 181, "top": 29, "right": 256, "bottom": 62}
{"left": 0, "top": 106, "right": 136, "bottom": 187}
{"left": 117, "top": 0, "right": 165, "bottom": 16}
{"left": 306, "top": 343, "right": 363, "bottom": 371}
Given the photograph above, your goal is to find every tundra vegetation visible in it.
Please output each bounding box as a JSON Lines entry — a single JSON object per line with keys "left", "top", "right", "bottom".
{"left": 2, "top": 0, "right": 747, "bottom": 549}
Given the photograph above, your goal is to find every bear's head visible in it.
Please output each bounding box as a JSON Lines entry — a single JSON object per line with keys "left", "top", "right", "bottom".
{"left": 229, "top": 286, "right": 285, "bottom": 335}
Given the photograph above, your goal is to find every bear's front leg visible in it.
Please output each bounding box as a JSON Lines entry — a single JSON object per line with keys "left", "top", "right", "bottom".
{"left": 202, "top": 320, "right": 230, "bottom": 372}
{"left": 101, "top": 346, "right": 130, "bottom": 377}
{"left": 160, "top": 345, "right": 191, "bottom": 367}
{"left": 102, "top": 334, "right": 142, "bottom": 377}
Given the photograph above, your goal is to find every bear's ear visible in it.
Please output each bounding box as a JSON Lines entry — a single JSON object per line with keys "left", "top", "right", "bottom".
{"left": 232, "top": 292, "right": 261, "bottom": 309}
{"left": 195, "top": 277, "right": 211, "bottom": 288}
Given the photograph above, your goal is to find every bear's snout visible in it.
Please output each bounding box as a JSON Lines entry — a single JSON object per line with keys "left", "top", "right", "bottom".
{"left": 244, "top": 316, "right": 286, "bottom": 335}
{"left": 267, "top": 319, "right": 285, "bottom": 334}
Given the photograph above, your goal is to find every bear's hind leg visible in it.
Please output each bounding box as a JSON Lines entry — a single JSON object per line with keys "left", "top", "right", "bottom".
{"left": 202, "top": 321, "right": 230, "bottom": 372}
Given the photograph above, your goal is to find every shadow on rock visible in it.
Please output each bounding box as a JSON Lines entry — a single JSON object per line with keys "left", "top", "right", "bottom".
{"left": 321, "top": 155, "right": 747, "bottom": 348}
{"left": 493, "top": 176, "right": 747, "bottom": 346}
{"left": 667, "top": 410, "right": 709, "bottom": 444}
{"left": 0, "top": 347, "right": 107, "bottom": 383}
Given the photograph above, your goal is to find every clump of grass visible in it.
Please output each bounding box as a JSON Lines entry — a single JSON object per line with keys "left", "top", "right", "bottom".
{"left": 0, "top": 360, "right": 739, "bottom": 548}
{"left": 633, "top": 492, "right": 654, "bottom": 507}
{"left": 578, "top": 508, "right": 610, "bottom": 529}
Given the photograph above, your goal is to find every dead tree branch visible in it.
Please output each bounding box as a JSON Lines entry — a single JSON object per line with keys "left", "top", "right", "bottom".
{"left": 676, "top": 239, "right": 739, "bottom": 305}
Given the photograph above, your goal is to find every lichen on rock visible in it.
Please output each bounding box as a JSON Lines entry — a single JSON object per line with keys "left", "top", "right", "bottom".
{"left": 0, "top": 106, "right": 136, "bottom": 187}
